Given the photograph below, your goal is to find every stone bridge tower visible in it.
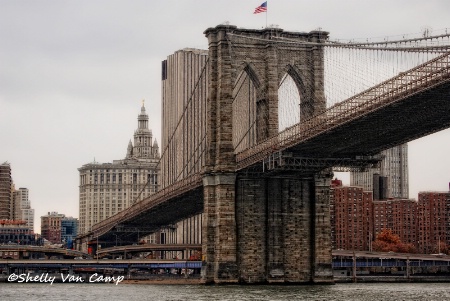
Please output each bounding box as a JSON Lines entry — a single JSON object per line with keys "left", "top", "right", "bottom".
{"left": 201, "top": 25, "right": 333, "bottom": 284}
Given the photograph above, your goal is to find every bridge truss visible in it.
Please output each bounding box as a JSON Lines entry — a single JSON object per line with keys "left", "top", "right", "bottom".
{"left": 232, "top": 30, "right": 450, "bottom": 170}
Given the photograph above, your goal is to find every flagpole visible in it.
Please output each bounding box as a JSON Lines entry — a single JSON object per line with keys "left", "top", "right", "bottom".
{"left": 266, "top": 1, "right": 268, "bottom": 28}
{"left": 254, "top": 1, "right": 268, "bottom": 27}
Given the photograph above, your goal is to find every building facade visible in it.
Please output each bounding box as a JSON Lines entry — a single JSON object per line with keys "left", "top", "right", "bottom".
{"left": 61, "top": 216, "right": 78, "bottom": 248}
{"left": 161, "top": 48, "right": 208, "bottom": 188}
{"left": 159, "top": 48, "right": 209, "bottom": 255}
{"left": 78, "top": 104, "right": 160, "bottom": 235}
{"left": 12, "top": 187, "right": 34, "bottom": 229}
{"left": 330, "top": 184, "right": 373, "bottom": 251}
{"left": 350, "top": 144, "right": 409, "bottom": 198}
{"left": 390, "top": 198, "right": 417, "bottom": 246}
{"left": 331, "top": 178, "right": 450, "bottom": 254}
{"left": 373, "top": 198, "right": 417, "bottom": 246}
{"left": 0, "top": 162, "right": 12, "bottom": 220}
{"left": 0, "top": 219, "right": 40, "bottom": 246}
{"left": 41, "top": 211, "right": 65, "bottom": 244}
{"left": 417, "top": 191, "right": 450, "bottom": 254}
{"left": 0, "top": 164, "right": 35, "bottom": 229}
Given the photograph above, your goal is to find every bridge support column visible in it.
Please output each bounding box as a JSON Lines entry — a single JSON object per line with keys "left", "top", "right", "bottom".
{"left": 236, "top": 178, "right": 267, "bottom": 283}
{"left": 235, "top": 171, "right": 334, "bottom": 284}
{"left": 201, "top": 173, "right": 238, "bottom": 284}
{"left": 267, "top": 176, "right": 314, "bottom": 283}
{"left": 312, "top": 170, "right": 334, "bottom": 283}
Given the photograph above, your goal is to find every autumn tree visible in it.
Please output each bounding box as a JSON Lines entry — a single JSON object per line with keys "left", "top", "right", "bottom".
{"left": 433, "top": 241, "right": 449, "bottom": 255}
{"left": 372, "top": 228, "right": 416, "bottom": 253}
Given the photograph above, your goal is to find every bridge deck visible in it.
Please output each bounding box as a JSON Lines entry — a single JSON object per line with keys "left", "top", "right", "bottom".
{"left": 90, "top": 175, "right": 203, "bottom": 243}
{"left": 291, "top": 81, "right": 450, "bottom": 157}
{"left": 97, "top": 244, "right": 202, "bottom": 255}
{"left": 237, "top": 53, "right": 450, "bottom": 169}
{"left": 85, "top": 53, "right": 450, "bottom": 243}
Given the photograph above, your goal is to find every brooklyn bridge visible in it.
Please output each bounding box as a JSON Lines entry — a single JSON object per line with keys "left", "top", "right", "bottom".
{"left": 76, "top": 24, "right": 450, "bottom": 284}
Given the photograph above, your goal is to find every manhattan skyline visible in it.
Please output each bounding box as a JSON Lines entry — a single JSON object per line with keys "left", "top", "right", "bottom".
{"left": 1, "top": 0, "right": 449, "bottom": 233}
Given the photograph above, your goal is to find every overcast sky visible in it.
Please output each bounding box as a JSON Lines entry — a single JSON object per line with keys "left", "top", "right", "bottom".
{"left": 1, "top": 0, "right": 449, "bottom": 233}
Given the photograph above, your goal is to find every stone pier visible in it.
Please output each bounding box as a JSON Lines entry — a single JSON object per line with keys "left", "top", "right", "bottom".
{"left": 234, "top": 172, "right": 333, "bottom": 283}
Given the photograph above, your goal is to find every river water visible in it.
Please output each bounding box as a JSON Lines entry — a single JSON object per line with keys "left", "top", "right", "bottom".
{"left": 1, "top": 283, "right": 450, "bottom": 301}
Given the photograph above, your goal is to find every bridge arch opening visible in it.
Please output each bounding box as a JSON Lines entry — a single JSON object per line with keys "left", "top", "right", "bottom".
{"left": 232, "top": 65, "right": 266, "bottom": 153}
{"left": 278, "top": 72, "right": 303, "bottom": 132}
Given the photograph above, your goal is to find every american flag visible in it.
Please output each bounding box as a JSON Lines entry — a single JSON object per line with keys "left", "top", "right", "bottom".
{"left": 254, "top": 1, "right": 267, "bottom": 14}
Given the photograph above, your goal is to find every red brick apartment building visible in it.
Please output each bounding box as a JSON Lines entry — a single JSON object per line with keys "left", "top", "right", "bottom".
{"left": 373, "top": 198, "right": 417, "bottom": 246}
{"left": 331, "top": 179, "right": 449, "bottom": 254}
{"left": 417, "top": 191, "right": 450, "bottom": 254}
{"left": 41, "top": 212, "right": 64, "bottom": 244}
{"left": 330, "top": 181, "right": 373, "bottom": 251}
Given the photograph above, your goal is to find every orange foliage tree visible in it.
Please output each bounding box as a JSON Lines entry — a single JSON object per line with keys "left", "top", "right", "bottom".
{"left": 372, "top": 228, "right": 416, "bottom": 253}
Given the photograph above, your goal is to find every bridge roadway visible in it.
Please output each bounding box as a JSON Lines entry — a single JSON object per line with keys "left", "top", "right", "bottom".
{"left": 86, "top": 179, "right": 203, "bottom": 246}
{"left": 96, "top": 243, "right": 202, "bottom": 256}
{"left": 86, "top": 52, "right": 450, "bottom": 245}
{"left": 0, "top": 259, "right": 202, "bottom": 271}
{"left": 0, "top": 251, "right": 448, "bottom": 271}
{"left": 0, "top": 245, "right": 91, "bottom": 259}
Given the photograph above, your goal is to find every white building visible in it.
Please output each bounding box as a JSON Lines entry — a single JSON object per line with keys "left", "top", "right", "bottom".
{"left": 12, "top": 187, "right": 34, "bottom": 230}
{"left": 78, "top": 104, "right": 160, "bottom": 235}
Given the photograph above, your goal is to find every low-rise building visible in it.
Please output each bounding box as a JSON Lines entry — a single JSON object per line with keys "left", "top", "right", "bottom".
{"left": 61, "top": 216, "right": 78, "bottom": 248}
{"left": 41, "top": 211, "right": 65, "bottom": 244}
{"left": 0, "top": 219, "right": 40, "bottom": 245}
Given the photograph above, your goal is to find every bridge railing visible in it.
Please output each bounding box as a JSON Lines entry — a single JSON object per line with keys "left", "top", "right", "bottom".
{"left": 92, "top": 173, "right": 203, "bottom": 237}
{"left": 236, "top": 52, "right": 450, "bottom": 169}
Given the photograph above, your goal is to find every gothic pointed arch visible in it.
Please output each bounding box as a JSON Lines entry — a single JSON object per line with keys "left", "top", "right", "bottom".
{"left": 283, "top": 64, "right": 308, "bottom": 99}
{"left": 232, "top": 63, "right": 268, "bottom": 152}
{"left": 234, "top": 63, "right": 263, "bottom": 98}
{"left": 280, "top": 64, "right": 316, "bottom": 122}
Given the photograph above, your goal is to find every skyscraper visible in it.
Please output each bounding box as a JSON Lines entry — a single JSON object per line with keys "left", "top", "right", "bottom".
{"left": 0, "top": 162, "right": 12, "bottom": 220}
{"left": 161, "top": 48, "right": 208, "bottom": 188}
{"left": 350, "top": 144, "right": 409, "bottom": 198}
{"left": 159, "top": 48, "right": 208, "bottom": 253}
{"left": 78, "top": 103, "right": 160, "bottom": 235}
{"left": 12, "top": 187, "right": 34, "bottom": 229}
